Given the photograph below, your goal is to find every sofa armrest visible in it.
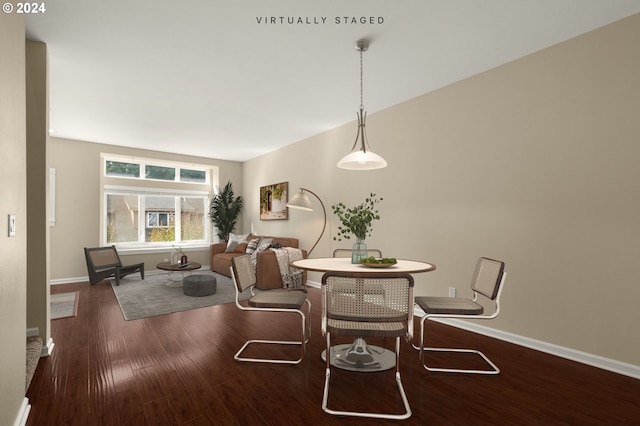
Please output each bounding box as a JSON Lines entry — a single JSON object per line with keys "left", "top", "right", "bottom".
{"left": 211, "top": 243, "right": 227, "bottom": 255}
{"left": 255, "top": 249, "right": 308, "bottom": 290}
{"left": 210, "top": 243, "right": 227, "bottom": 268}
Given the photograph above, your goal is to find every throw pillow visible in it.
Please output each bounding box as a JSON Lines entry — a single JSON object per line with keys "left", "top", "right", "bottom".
{"left": 225, "top": 233, "right": 249, "bottom": 253}
{"left": 250, "top": 238, "right": 274, "bottom": 269}
{"left": 257, "top": 237, "right": 273, "bottom": 252}
{"left": 245, "top": 238, "right": 261, "bottom": 254}
{"left": 233, "top": 243, "right": 248, "bottom": 253}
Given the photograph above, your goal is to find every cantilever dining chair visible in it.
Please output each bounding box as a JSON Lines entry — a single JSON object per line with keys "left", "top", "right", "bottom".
{"left": 230, "top": 254, "right": 311, "bottom": 365}
{"left": 321, "top": 271, "right": 414, "bottom": 420}
{"left": 413, "top": 257, "right": 506, "bottom": 374}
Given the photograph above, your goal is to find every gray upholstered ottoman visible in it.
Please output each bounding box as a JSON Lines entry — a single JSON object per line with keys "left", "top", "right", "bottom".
{"left": 183, "top": 274, "right": 217, "bottom": 297}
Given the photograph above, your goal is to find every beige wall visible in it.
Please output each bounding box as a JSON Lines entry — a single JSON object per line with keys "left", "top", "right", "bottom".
{"left": 26, "top": 40, "right": 50, "bottom": 350}
{"left": 49, "top": 137, "right": 243, "bottom": 280}
{"left": 244, "top": 14, "right": 640, "bottom": 366}
{"left": 0, "top": 13, "right": 28, "bottom": 426}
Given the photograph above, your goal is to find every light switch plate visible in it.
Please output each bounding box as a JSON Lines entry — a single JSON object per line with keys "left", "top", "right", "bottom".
{"left": 8, "top": 214, "right": 15, "bottom": 237}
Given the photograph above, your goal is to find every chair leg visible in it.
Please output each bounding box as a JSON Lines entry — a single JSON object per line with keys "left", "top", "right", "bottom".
{"left": 234, "top": 307, "right": 308, "bottom": 365}
{"left": 305, "top": 299, "right": 312, "bottom": 343}
{"left": 321, "top": 331, "right": 332, "bottom": 413}
{"left": 393, "top": 336, "right": 412, "bottom": 418}
{"left": 414, "top": 315, "right": 500, "bottom": 374}
{"left": 322, "top": 334, "right": 412, "bottom": 420}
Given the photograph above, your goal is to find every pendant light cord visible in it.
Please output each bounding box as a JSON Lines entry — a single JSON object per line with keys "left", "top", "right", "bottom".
{"left": 360, "top": 47, "right": 364, "bottom": 109}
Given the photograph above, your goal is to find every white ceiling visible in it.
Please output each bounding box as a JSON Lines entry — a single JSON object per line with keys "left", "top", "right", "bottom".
{"left": 25, "top": 1, "right": 640, "bottom": 162}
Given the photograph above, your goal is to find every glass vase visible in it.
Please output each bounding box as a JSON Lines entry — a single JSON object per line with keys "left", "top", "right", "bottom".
{"left": 351, "top": 239, "right": 368, "bottom": 264}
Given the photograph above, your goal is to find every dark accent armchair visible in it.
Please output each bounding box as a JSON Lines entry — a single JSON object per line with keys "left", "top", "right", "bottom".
{"left": 84, "top": 246, "right": 144, "bottom": 286}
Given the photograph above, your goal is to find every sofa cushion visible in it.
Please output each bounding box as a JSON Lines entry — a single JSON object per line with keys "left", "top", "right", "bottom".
{"left": 270, "top": 237, "right": 298, "bottom": 248}
{"left": 225, "top": 232, "right": 249, "bottom": 253}
{"left": 233, "top": 242, "right": 248, "bottom": 253}
{"left": 212, "top": 252, "right": 244, "bottom": 277}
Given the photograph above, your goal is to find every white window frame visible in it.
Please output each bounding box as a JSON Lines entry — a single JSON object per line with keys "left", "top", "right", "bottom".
{"left": 101, "top": 154, "right": 217, "bottom": 253}
{"left": 104, "top": 156, "right": 211, "bottom": 184}
{"left": 147, "top": 212, "right": 171, "bottom": 228}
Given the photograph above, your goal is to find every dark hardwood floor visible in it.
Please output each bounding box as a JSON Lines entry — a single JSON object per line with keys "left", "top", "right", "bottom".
{"left": 27, "top": 280, "right": 640, "bottom": 425}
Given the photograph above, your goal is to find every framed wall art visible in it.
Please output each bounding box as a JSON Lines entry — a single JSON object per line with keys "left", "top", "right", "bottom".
{"left": 260, "top": 182, "right": 288, "bottom": 220}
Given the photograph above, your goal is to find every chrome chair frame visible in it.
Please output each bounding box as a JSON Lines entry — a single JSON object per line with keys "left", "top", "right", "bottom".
{"left": 321, "top": 271, "right": 414, "bottom": 420}
{"left": 230, "top": 255, "right": 311, "bottom": 365}
{"left": 414, "top": 257, "right": 506, "bottom": 374}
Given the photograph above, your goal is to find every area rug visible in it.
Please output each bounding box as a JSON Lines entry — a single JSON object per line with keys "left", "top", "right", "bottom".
{"left": 51, "top": 291, "right": 79, "bottom": 320}
{"left": 110, "top": 271, "right": 250, "bottom": 321}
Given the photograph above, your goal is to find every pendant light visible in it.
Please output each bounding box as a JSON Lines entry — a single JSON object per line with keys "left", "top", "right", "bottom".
{"left": 337, "top": 39, "right": 387, "bottom": 170}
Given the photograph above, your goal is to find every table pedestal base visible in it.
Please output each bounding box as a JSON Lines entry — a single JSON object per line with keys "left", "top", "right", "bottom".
{"left": 165, "top": 270, "right": 192, "bottom": 286}
{"left": 321, "top": 337, "right": 396, "bottom": 372}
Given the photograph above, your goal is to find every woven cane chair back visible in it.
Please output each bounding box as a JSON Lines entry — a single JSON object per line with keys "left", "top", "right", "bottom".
{"left": 231, "top": 255, "right": 256, "bottom": 292}
{"left": 470, "top": 257, "right": 505, "bottom": 300}
{"left": 86, "top": 246, "right": 121, "bottom": 269}
{"left": 323, "top": 272, "right": 412, "bottom": 323}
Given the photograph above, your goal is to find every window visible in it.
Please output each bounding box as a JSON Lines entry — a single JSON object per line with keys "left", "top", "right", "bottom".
{"left": 105, "top": 158, "right": 209, "bottom": 184}
{"left": 180, "top": 168, "right": 207, "bottom": 183}
{"left": 102, "top": 155, "right": 216, "bottom": 250}
{"left": 147, "top": 212, "right": 171, "bottom": 228}
{"left": 145, "top": 165, "right": 175, "bottom": 181}
{"left": 105, "top": 160, "right": 140, "bottom": 178}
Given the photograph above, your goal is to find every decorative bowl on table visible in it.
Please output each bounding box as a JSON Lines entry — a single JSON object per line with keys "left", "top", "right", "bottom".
{"left": 359, "top": 257, "right": 398, "bottom": 268}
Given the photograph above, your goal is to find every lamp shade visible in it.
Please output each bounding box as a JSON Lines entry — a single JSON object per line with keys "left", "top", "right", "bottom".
{"left": 337, "top": 150, "right": 388, "bottom": 170}
{"left": 286, "top": 190, "right": 314, "bottom": 211}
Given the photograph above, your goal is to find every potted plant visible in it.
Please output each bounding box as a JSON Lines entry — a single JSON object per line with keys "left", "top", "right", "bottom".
{"left": 331, "top": 193, "right": 382, "bottom": 263}
{"left": 209, "top": 181, "right": 244, "bottom": 242}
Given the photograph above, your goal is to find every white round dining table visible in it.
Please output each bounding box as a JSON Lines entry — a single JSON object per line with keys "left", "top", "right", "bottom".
{"left": 291, "top": 257, "right": 435, "bottom": 275}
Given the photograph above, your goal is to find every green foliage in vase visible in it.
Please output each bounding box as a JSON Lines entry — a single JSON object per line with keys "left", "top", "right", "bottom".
{"left": 331, "top": 193, "right": 382, "bottom": 241}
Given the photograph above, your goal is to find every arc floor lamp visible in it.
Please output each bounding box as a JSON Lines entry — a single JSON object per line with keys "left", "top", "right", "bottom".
{"left": 286, "top": 188, "right": 326, "bottom": 256}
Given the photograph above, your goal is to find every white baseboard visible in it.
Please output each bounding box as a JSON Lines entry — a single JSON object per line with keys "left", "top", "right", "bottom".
{"left": 42, "top": 337, "right": 55, "bottom": 357}
{"left": 435, "top": 317, "right": 640, "bottom": 380}
{"left": 50, "top": 265, "right": 212, "bottom": 285}
{"left": 308, "top": 279, "right": 640, "bottom": 380}
{"left": 13, "top": 397, "right": 30, "bottom": 426}
{"left": 50, "top": 276, "right": 87, "bottom": 285}
{"left": 307, "top": 280, "right": 321, "bottom": 289}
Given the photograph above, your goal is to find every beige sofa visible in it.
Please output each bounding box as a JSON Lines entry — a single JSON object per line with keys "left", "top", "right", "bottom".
{"left": 210, "top": 235, "right": 307, "bottom": 289}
